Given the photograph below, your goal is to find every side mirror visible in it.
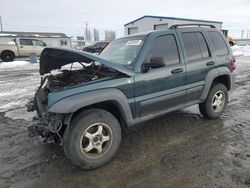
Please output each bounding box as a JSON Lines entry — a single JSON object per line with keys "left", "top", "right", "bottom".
{"left": 143, "top": 57, "right": 165, "bottom": 72}
{"left": 43, "top": 43, "right": 47, "bottom": 47}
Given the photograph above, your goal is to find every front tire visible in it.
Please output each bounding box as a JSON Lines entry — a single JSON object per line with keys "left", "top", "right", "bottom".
{"left": 199, "top": 83, "right": 228, "bottom": 119}
{"left": 64, "top": 109, "right": 121, "bottom": 169}
{"left": 1, "top": 51, "right": 15, "bottom": 62}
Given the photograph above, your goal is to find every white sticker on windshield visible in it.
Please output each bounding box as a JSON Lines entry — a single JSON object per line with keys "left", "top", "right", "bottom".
{"left": 126, "top": 40, "right": 142, "bottom": 46}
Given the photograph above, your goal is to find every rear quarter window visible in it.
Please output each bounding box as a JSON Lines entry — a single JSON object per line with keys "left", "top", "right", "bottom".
{"left": 207, "top": 31, "right": 229, "bottom": 56}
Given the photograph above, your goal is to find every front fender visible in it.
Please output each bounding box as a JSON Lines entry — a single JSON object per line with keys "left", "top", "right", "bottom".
{"left": 48, "top": 88, "right": 133, "bottom": 125}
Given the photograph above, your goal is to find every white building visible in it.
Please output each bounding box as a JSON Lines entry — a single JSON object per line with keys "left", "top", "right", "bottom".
{"left": 71, "top": 36, "right": 85, "bottom": 50}
{"left": 124, "top": 15, "right": 223, "bottom": 36}
{"left": 0, "top": 31, "right": 71, "bottom": 48}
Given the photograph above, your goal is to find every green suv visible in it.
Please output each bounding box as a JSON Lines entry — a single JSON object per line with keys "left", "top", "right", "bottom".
{"left": 27, "top": 24, "right": 236, "bottom": 169}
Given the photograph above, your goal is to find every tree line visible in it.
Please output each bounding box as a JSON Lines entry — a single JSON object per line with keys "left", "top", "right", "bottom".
{"left": 84, "top": 28, "right": 116, "bottom": 42}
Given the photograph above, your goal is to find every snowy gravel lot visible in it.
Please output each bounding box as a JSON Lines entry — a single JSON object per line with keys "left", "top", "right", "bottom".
{"left": 0, "top": 49, "right": 250, "bottom": 187}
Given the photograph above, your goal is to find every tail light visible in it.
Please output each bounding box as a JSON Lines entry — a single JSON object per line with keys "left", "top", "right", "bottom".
{"left": 231, "top": 56, "right": 236, "bottom": 72}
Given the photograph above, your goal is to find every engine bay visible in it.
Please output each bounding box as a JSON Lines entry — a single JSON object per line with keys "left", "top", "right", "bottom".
{"left": 44, "top": 64, "right": 122, "bottom": 91}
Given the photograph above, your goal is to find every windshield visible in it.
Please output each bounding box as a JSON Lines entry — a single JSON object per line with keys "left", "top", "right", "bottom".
{"left": 100, "top": 36, "right": 145, "bottom": 68}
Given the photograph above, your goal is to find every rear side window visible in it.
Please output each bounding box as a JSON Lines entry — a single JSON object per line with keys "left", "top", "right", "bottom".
{"left": 147, "top": 34, "right": 180, "bottom": 66}
{"left": 196, "top": 33, "right": 209, "bottom": 58}
{"left": 181, "top": 32, "right": 210, "bottom": 61}
{"left": 32, "top": 40, "right": 45, "bottom": 46}
{"left": 208, "top": 31, "right": 229, "bottom": 56}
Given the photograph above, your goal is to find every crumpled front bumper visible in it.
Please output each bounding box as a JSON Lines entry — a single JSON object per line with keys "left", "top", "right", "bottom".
{"left": 28, "top": 119, "right": 49, "bottom": 138}
{"left": 27, "top": 115, "right": 64, "bottom": 144}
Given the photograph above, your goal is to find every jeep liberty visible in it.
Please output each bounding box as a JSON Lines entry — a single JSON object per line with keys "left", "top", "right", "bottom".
{"left": 27, "top": 24, "right": 236, "bottom": 169}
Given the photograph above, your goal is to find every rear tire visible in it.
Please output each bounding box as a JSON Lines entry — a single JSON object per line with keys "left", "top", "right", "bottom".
{"left": 1, "top": 51, "right": 15, "bottom": 62}
{"left": 199, "top": 83, "right": 228, "bottom": 119}
{"left": 64, "top": 109, "right": 121, "bottom": 169}
{"left": 229, "top": 41, "right": 234, "bottom": 46}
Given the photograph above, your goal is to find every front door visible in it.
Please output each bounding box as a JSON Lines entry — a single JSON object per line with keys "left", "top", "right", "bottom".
{"left": 134, "top": 33, "right": 186, "bottom": 117}
{"left": 19, "top": 38, "right": 34, "bottom": 56}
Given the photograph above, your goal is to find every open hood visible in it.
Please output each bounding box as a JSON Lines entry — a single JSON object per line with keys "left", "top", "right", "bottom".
{"left": 39, "top": 48, "right": 134, "bottom": 76}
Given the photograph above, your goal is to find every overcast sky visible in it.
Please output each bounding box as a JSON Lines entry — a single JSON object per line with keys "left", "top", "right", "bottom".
{"left": 0, "top": 0, "right": 250, "bottom": 39}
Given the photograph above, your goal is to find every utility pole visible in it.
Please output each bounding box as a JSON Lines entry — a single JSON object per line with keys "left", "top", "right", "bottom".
{"left": 0, "top": 16, "right": 3, "bottom": 31}
{"left": 241, "top": 30, "right": 244, "bottom": 39}
{"left": 85, "top": 21, "right": 88, "bottom": 41}
{"left": 85, "top": 21, "right": 88, "bottom": 35}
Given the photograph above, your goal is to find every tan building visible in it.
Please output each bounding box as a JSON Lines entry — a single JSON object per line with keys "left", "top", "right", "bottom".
{"left": 124, "top": 15, "right": 223, "bottom": 36}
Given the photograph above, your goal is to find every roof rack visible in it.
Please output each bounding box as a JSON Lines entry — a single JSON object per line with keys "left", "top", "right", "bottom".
{"left": 169, "top": 24, "right": 216, "bottom": 29}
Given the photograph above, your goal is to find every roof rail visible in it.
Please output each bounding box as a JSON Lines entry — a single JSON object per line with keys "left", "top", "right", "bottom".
{"left": 169, "top": 24, "right": 216, "bottom": 29}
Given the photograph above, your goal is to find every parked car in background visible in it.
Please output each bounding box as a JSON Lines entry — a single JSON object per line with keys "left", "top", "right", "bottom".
{"left": 28, "top": 24, "right": 235, "bottom": 169}
{"left": 227, "top": 36, "right": 236, "bottom": 46}
{"left": 0, "top": 38, "right": 47, "bottom": 62}
{"left": 82, "top": 41, "right": 109, "bottom": 54}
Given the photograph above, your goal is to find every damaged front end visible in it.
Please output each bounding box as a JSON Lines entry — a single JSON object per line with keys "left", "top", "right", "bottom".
{"left": 27, "top": 114, "right": 65, "bottom": 144}
{"left": 27, "top": 47, "right": 133, "bottom": 144}
{"left": 27, "top": 76, "right": 69, "bottom": 144}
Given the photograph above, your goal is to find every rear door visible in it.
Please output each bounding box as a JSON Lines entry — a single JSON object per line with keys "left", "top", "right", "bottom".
{"left": 177, "top": 29, "right": 214, "bottom": 102}
{"left": 31, "top": 39, "right": 46, "bottom": 55}
{"left": 134, "top": 32, "right": 186, "bottom": 117}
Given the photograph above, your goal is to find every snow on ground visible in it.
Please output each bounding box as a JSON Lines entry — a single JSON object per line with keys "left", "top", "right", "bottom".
{"left": 0, "top": 60, "right": 37, "bottom": 69}
{"left": 231, "top": 45, "right": 250, "bottom": 57}
{"left": 0, "top": 60, "right": 40, "bottom": 114}
{"left": 0, "top": 59, "right": 81, "bottom": 117}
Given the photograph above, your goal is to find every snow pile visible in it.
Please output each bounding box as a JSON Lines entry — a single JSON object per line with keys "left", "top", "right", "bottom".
{"left": 231, "top": 45, "right": 250, "bottom": 57}
{"left": 0, "top": 61, "right": 31, "bottom": 69}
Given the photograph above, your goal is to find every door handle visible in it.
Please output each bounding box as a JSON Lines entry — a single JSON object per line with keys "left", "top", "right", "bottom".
{"left": 171, "top": 68, "right": 184, "bottom": 74}
{"left": 206, "top": 61, "right": 215, "bottom": 66}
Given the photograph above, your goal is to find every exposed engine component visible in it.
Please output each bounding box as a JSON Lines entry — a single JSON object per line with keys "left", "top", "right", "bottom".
{"left": 46, "top": 69, "right": 95, "bottom": 90}
{"left": 45, "top": 65, "right": 121, "bottom": 91}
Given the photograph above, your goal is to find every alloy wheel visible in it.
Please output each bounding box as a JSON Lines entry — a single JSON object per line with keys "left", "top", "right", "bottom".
{"left": 80, "top": 123, "right": 113, "bottom": 159}
{"left": 212, "top": 91, "right": 225, "bottom": 112}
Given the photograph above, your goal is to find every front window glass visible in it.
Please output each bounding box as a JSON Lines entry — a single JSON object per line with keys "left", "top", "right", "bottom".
{"left": 20, "top": 39, "right": 32, "bottom": 45}
{"left": 100, "top": 36, "right": 145, "bottom": 68}
{"left": 146, "top": 34, "right": 180, "bottom": 67}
